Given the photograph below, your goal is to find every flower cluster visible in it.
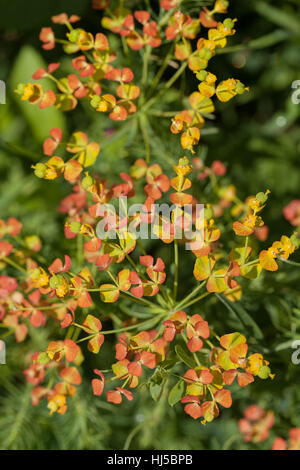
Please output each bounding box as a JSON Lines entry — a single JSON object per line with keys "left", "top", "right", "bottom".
{"left": 239, "top": 406, "right": 300, "bottom": 450}
{"left": 176, "top": 331, "right": 274, "bottom": 422}
{"left": 272, "top": 428, "right": 300, "bottom": 450}
{"left": 169, "top": 15, "right": 249, "bottom": 152}
{"left": 239, "top": 405, "right": 275, "bottom": 443}
{"left": 32, "top": 128, "right": 100, "bottom": 183}
{"left": 15, "top": 17, "right": 140, "bottom": 122}
{"left": 2, "top": 149, "right": 298, "bottom": 419}
{"left": 5, "top": 0, "right": 299, "bottom": 425}
{"left": 283, "top": 200, "right": 300, "bottom": 227}
{"left": 15, "top": 0, "right": 248, "bottom": 155}
{"left": 24, "top": 343, "right": 82, "bottom": 415}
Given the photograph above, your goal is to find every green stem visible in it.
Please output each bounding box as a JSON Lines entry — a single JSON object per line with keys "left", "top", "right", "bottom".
{"left": 123, "top": 423, "right": 144, "bottom": 450}
{"left": 158, "top": 9, "right": 174, "bottom": 29}
{"left": 242, "top": 236, "right": 249, "bottom": 265}
{"left": 146, "top": 44, "right": 174, "bottom": 98}
{"left": 140, "top": 45, "right": 151, "bottom": 103}
{"left": 175, "top": 281, "right": 206, "bottom": 311}
{"left": 65, "top": 325, "right": 75, "bottom": 339}
{"left": 0, "top": 329, "right": 14, "bottom": 339}
{"left": 76, "top": 234, "right": 83, "bottom": 266}
{"left": 147, "top": 110, "right": 181, "bottom": 117}
{"left": 243, "top": 258, "right": 259, "bottom": 268}
{"left": 106, "top": 269, "right": 117, "bottom": 284}
{"left": 279, "top": 257, "right": 300, "bottom": 267}
{"left": 139, "top": 114, "right": 151, "bottom": 164}
{"left": 121, "top": 36, "right": 130, "bottom": 60}
{"left": 159, "top": 284, "right": 173, "bottom": 307}
{"left": 142, "top": 61, "right": 188, "bottom": 113}
{"left": 55, "top": 38, "right": 70, "bottom": 45}
{"left": 76, "top": 314, "right": 165, "bottom": 342}
{"left": 180, "top": 291, "right": 211, "bottom": 310}
{"left": 181, "top": 332, "right": 201, "bottom": 366}
{"left": 137, "top": 238, "right": 147, "bottom": 256}
{"left": 3, "top": 257, "right": 27, "bottom": 274}
{"left": 125, "top": 254, "right": 140, "bottom": 272}
{"left": 211, "top": 329, "right": 220, "bottom": 341}
{"left": 0, "top": 139, "right": 41, "bottom": 161}
{"left": 17, "top": 304, "right": 62, "bottom": 311}
{"left": 119, "top": 292, "right": 163, "bottom": 310}
{"left": 13, "top": 235, "right": 46, "bottom": 263}
{"left": 173, "top": 240, "right": 179, "bottom": 301}
{"left": 203, "top": 338, "right": 214, "bottom": 349}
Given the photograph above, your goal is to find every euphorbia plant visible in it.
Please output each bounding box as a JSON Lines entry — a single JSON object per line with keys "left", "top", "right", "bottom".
{"left": 2, "top": 0, "right": 299, "bottom": 424}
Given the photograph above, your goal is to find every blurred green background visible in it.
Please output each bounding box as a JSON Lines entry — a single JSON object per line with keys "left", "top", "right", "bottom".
{"left": 0, "top": 0, "right": 300, "bottom": 450}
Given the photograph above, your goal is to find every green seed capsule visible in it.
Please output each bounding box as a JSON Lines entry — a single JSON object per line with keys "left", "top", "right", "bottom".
{"left": 70, "top": 221, "right": 81, "bottom": 234}
{"left": 235, "top": 82, "right": 245, "bottom": 95}
{"left": 223, "top": 18, "right": 235, "bottom": 29}
{"left": 196, "top": 70, "right": 208, "bottom": 81}
{"left": 204, "top": 208, "right": 214, "bottom": 220}
{"left": 82, "top": 174, "right": 94, "bottom": 189}
{"left": 258, "top": 366, "right": 271, "bottom": 379}
{"left": 256, "top": 192, "right": 268, "bottom": 204}
{"left": 90, "top": 95, "right": 101, "bottom": 108}
{"left": 34, "top": 163, "right": 46, "bottom": 178}
{"left": 49, "top": 275, "right": 60, "bottom": 289}
{"left": 68, "top": 29, "right": 81, "bottom": 43}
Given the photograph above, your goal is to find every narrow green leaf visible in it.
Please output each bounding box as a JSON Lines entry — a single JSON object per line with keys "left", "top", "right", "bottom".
{"left": 216, "top": 30, "right": 290, "bottom": 55}
{"left": 175, "top": 344, "right": 197, "bottom": 369}
{"left": 216, "top": 294, "right": 263, "bottom": 339}
{"left": 255, "top": 3, "right": 300, "bottom": 35}
{"left": 168, "top": 380, "right": 185, "bottom": 407}
{"left": 275, "top": 338, "right": 300, "bottom": 352}
{"left": 148, "top": 370, "right": 165, "bottom": 402}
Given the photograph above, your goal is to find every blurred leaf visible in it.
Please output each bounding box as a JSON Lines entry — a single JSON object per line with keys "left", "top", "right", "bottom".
{"left": 149, "top": 370, "right": 165, "bottom": 402}
{"left": 216, "top": 294, "right": 263, "bottom": 340}
{"left": 255, "top": 2, "right": 300, "bottom": 35}
{"left": 216, "top": 29, "right": 290, "bottom": 54}
{"left": 0, "top": 0, "right": 89, "bottom": 29}
{"left": 168, "top": 380, "right": 185, "bottom": 407}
